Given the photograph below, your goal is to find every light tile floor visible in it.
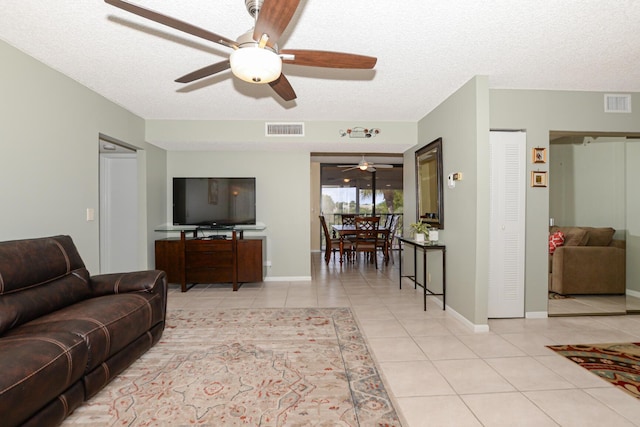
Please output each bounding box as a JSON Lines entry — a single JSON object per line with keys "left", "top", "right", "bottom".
{"left": 167, "top": 252, "right": 640, "bottom": 426}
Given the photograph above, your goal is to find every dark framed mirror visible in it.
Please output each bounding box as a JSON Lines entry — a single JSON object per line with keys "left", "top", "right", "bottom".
{"left": 415, "top": 137, "right": 444, "bottom": 229}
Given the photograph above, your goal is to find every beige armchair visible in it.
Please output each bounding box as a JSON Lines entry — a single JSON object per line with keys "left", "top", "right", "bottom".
{"left": 549, "top": 226, "right": 625, "bottom": 295}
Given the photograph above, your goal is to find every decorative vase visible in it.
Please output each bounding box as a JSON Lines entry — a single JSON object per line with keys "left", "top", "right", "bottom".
{"left": 428, "top": 229, "right": 439, "bottom": 242}
{"left": 415, "top": 233, "right": 425, "bottom": 242}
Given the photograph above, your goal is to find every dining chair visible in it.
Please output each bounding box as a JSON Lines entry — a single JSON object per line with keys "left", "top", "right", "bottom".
{"left": 376, "top": 214, "right": 393, "bottom": 264}
{"left": 320, "top": 215, "right": 347, "bottom": 263}
{"left": 340, "top": 213, "right": 358, "bottom": 248}
{"left": 383, "top": 213, "right": 394, "bottom": 229}
{"left": 353, "top": 216, "right": 380, "bottom": 268}
{"left": 380, "top": 213, "right": 400, "bottom": 264}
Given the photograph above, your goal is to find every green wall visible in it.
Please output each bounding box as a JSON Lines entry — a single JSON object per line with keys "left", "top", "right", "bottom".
{"left": 407, "top": 76, "right": 491, "bottom": 328}
{"left": 165, "top": 150, "right": 311, "bottom": 279}
{"left": 145, "top": 120, "right": 416, "bottom": 149}
{"left": 4, "top": 36, "right": 638, "bottom": 318}
{"left": 146, "top": 119, "right": 416, "bottom": 280}
{"left": 0, "top": 40, "right": 163, "bottom": 273}
{"left": 408, "top": 83, "right": 639, "bottom": 327}
{"left": 490, "top": 90, "right": 640, "bottom": 311}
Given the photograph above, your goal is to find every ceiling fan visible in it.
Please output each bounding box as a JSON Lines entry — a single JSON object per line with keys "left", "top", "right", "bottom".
{"left": 338, "top": 156, "right": 393, "bottom": 173}
{"left": 104, "top": 0, "right": 377, "bottom": 102}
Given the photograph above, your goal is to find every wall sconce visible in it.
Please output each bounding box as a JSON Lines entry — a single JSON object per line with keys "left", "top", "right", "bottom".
{"left": 339, "top": 127, "right": 381, "bottom": 138}
{"left": 447, "top": 172, "right": 463, "bottom": 189}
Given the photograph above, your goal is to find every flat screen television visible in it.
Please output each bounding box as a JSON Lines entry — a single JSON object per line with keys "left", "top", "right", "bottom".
{"left": 173, "top": 177, "right": 256, "bottom": 226}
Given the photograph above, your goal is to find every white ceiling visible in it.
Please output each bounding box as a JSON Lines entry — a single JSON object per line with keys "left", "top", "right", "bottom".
{"left": 2, "top": 1, "right": 639, "bottom": 128}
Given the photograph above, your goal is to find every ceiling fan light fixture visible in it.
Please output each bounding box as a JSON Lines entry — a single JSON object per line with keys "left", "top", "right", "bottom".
{"left": 229, "top": 47, "right": 282, "bottom": 84}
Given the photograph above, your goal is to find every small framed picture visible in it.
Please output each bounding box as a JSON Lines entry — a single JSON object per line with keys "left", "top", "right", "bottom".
{"left": 532, "top": 147, "right": 547, "bottom": 164}
{"left": 531, "top": 171, "right": 548, "bottom": 187}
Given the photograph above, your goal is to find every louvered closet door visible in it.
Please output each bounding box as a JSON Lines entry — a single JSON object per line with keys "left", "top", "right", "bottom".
{"left": 488, "top": 131, "right": 526, "bottom": 318}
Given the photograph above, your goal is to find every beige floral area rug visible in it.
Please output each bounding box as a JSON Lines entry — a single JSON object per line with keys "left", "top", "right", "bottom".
{"left": 63, "top": 308, "right": 402, "bottom": 426}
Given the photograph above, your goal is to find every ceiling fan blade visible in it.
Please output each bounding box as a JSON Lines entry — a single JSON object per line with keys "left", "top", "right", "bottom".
{"left": 340, "top": 166, "right": 359, "bottom": 172}
{"left": 338, "top": 165, "right": 356, "bottom": 168}
{"left": 372, "top": 164, "right": 393, "bottom": 168}
{"left": 269, "top": 74, "right": 296, "bottom": 101}
{"left": 175, "top": 60, "right": 231, "bottom": 83}
{"left": 253, "top": 0, "right": 300, "bottom": 47}
{"left": 280, "top": 49, "right": 377, "bottom": 69}
{"left": 368, "top": 167, "right": 377, "bottom": 172}
{"left": 104, "top": 0, "right": 238, "bottom": 48}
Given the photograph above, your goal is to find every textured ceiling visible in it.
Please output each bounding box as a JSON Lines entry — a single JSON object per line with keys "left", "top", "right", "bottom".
{"left": 2, "top": 1, "right": 639, "bottom": 125}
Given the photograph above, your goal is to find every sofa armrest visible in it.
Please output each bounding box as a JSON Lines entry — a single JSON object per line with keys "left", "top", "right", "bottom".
{"left": 89, "top": 270, "right": 167, "bottom": 297}
{"left": 551, "top": 246, "right": 625, "bottom": 294}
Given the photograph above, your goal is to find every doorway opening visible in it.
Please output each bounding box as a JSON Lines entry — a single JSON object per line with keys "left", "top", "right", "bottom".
{"left": 318, "top": 157, "right": 403, "bottom": 249}
{"left": 99, "top": 136, "right": 139, "bottom": 273}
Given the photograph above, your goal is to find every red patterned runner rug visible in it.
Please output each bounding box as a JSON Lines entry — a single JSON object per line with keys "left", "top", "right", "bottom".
{"left": 63, "top": 308, "right": 402, "bottom": 426}
{"left": 546, "top": 342, "right": 640, "bottom": 400}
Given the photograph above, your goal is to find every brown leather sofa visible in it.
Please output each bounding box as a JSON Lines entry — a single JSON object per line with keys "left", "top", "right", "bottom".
{"left": 549, "top": 226, "right": 626, "bottom": 295}
{"left": 0, "top": 235, "right": 167, "bottom": 427}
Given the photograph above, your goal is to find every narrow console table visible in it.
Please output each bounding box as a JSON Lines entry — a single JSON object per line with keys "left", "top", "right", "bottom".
{"left": 397, "top": 236, "right": 446, "bottom": 311}
{"left": 155, "top": 230, "right": 264, "bottom": 292}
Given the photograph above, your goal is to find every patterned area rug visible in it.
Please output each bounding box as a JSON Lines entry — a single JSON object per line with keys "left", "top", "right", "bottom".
{"left": 547, "top": 342, "right": 640, "bottom": 400}
{"left": 63, "top": 307, "right": 402, "bottom": 426}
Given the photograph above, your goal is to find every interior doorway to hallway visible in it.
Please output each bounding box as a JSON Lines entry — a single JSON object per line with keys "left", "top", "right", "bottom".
{"left": 99, "top": 137, "right": 139, "bottom": 273}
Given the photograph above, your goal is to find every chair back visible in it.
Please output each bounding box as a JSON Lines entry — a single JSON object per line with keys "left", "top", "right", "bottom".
{"left": 355, "top": 216, "right": 380, "bottom": 239}
{"left": 341, "top": 214, "right": 357, "bottom": 226}
{"left": 353, "top": 216, "right": 380, "bottom": 267}
{"left": 388, "top": 214, "right": 399, "bottom": 237}
{"left": 319, "top": 215, "right": 331, "bottom": 241}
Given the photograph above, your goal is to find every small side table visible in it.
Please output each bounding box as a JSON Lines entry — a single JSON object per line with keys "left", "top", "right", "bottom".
{"left": 397, "top": 236, "right": 446, "bottom": 311}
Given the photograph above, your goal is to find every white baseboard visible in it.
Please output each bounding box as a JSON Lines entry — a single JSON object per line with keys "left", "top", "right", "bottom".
{"left": 264, "top": 276, "right": 312, "bottom": 282}
{"left": 627, "top": 289, "right": 640, "bottom": 298}
{"left": 445, "top": 305, "right": 490, "bottom": 333}
{"left": 526, "top": 311, "right": 548, "bottom": 319}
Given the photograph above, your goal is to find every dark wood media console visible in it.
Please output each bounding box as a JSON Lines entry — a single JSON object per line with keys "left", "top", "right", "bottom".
{"left": 155, "top": 231, "right": 264, "bottom": 292}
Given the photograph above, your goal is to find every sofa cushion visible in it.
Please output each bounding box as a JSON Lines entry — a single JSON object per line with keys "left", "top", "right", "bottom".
{"left": 549, "top": 231, "right": 565, "bottom": 254}
{"left": 550, "top": 226, "right": 589, "bottom": 246}
{"left": 6, "top": 291, "right": 165, "bottom": 373}
{"left": 581, "top": 227, "right": 615, "bottom": 246}
{"left": 0, "top": 267, "right": 92, "bottom": 335}
{"left": 0, "top": 331, "right": 88, "bottom": 427}
{"left": 0, "top": 235, "right": 92, "bottom": 335}
{"left": 0, "top": 235, "right": 85, "bottom": 294}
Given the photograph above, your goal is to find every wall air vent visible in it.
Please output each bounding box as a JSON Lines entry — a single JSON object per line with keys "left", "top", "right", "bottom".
{"left": 604, "top": 94, "right": 632, "bottom": 113}
{"left": 265, "top": 122, "right": 305, "bottom": 137}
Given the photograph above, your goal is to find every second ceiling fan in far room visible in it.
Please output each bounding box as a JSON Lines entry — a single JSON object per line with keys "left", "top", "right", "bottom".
{"left": 338, "top": 156, "right": 393, "bottom": 173}
{"left": 104, "top": 0, "right": 377, "bottom": 102}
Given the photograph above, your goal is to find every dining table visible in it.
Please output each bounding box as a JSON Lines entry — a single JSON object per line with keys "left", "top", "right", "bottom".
{"left": 331, "top": 224, "right": 390, "bottom": 264}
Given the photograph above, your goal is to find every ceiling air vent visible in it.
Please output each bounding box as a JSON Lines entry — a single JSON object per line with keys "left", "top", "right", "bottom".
{"left": 604, "top": 94, "right": 631, "bottom": 113}
{"left": 265, "top": 122, "right": 305, "bottom": 137}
